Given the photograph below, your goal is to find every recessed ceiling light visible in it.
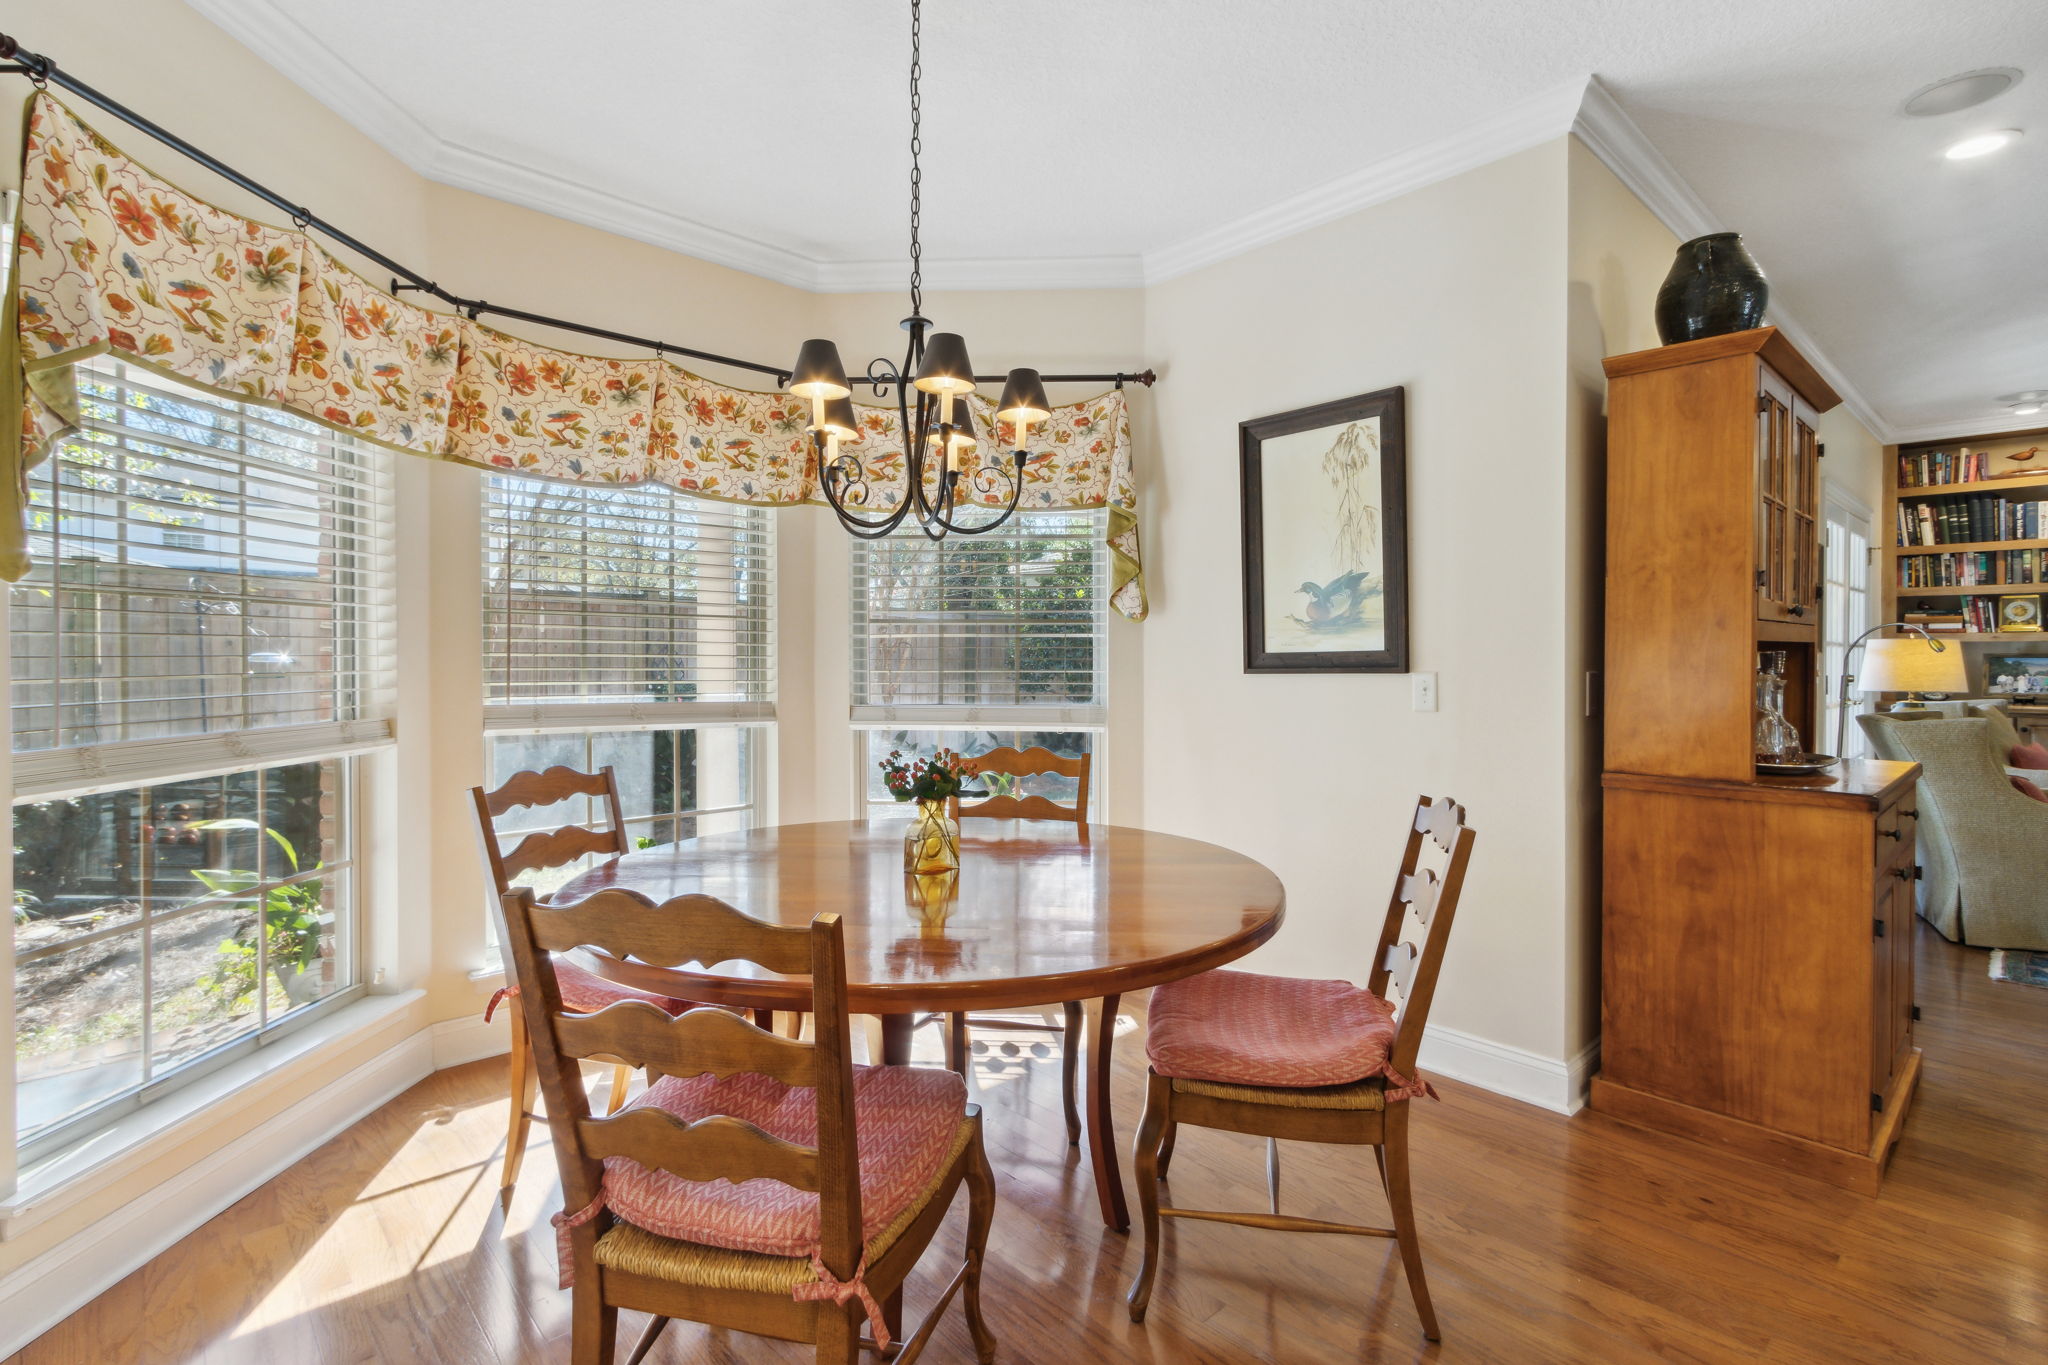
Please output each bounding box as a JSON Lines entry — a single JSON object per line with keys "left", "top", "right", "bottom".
{"left": 1945, "top": 129, "right": 2022, "bottom": 159}
{"left": 1904, "top": 68, "right": 2023, "bottom": 117}
{"left": 2000, "top": 391, "right": 2048, "bottom": 417}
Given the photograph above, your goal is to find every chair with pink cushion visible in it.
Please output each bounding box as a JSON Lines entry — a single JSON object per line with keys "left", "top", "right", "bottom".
{"left": 471, "top": 765, "right": 692, "bottom": 1204}
{"left": 501, "top": 884, "right": 997, "bottom": 1365}
{"left": 1126, "top": 794, "right": 1476, "bottom": 1342}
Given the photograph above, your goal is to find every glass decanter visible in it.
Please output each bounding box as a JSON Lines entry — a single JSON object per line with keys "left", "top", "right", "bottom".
{"left": 1753, "top": 651, "right": 1803, "bottom": 763}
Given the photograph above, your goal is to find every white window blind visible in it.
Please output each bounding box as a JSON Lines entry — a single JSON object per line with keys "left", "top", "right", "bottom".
{"left": 483, "top": 476, "right": 776, "bottom": 731}
{"left": 850, "top": 510, "right": 1107, "bottom": 727}
{"left": 9, "top": 359, "right": 396, "bottom": 799}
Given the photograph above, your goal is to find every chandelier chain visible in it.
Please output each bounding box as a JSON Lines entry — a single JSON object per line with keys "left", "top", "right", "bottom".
{"left": 908, "top": 0, "right": 922, "bottom": 316}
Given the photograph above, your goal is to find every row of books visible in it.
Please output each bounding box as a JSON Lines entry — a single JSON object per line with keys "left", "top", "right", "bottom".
{"left": 1896, "top": 549, "right": 2044, "bottom": 589}
{"left": 1895, "top": 494, "right": 2048, "bottom": 545}
{"left": 1898, "top": 448, "right": 1991, "bottom": 487}
{"left": 1905, "top": 597, "right": 2041, "bottom": 633}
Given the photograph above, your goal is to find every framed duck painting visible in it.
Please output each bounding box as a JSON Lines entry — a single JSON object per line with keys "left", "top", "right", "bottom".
{"left": 1240, "top": 386, "right": 1409, "bottom": 673}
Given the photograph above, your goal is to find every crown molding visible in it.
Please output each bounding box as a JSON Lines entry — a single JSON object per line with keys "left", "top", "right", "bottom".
{"left": 1885, "top": 413, "right": 2048, "bottom": 445}
{"left": 813, "top": 254, "right": 1146, "bottom": 294}
{"left": 1140, "top": 77, "right": 1592, "bottom": 285}
{"left": 1570, "top": 78, "right": 1900, "bottom": 442}
{"left": 418, "top": 137, "right": 832, "bottom": 290}
{"left": 183, "top": 0, "right": 447, "bottom": 184}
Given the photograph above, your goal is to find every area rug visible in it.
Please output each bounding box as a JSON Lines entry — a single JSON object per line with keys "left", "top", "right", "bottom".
{"left": 1989, "top": 949, "right": 2048, "bottom": 988}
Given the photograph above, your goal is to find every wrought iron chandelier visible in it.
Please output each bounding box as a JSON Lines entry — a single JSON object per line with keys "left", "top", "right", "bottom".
{"left": 786, "top": 0, "right": 1051, "bottom": 541}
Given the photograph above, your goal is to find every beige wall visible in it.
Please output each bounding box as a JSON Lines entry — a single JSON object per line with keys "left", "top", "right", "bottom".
{"left": 1564, "top": 137, "right": 1680, "bottom": 1058}
{"left": 1138, "top": 141, "right": 1579, "bottom": 1064}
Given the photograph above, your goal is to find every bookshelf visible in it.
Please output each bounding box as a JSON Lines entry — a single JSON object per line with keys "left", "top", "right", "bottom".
{"left": 1883, "top": 427, "right": 2048, "bottom": 656}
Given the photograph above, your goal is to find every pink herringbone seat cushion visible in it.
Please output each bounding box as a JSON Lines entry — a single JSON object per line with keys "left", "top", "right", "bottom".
{"left": 1146, "top": 970, "right": 1434, "bottom": 1100}
{"left": 601, "top": 1064, "right": 967, "bottom": 1259}
{"left": 553, "top": 958, "right": 685, "bottom": 1016}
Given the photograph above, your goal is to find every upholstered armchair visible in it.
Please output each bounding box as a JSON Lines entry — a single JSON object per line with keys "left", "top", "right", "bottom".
{"left": 1858, "top": 714, "right": 2048, "bottom": 949}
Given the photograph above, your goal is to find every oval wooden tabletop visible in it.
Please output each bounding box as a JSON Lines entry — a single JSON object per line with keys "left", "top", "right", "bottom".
{"left": 555, "top": 818, "right": 1285, "bottom": 1014}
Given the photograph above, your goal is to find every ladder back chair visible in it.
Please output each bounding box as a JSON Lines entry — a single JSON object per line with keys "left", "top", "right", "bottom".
{"left": 942, "top": 746, "right": 1091, "bottom": 1144}
{"left": 501, "top": 886, "right": 997, "bottom": 1365}
{"left": 472, "top": 765, "right": 687, "bottom": 1202}
{"left": 1126, "top": 794, "right": 1476, "bottom": 1342}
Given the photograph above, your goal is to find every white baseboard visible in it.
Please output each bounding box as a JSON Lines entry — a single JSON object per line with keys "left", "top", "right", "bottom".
{"left": 431, "top": 1011, "right": 511, "bottom": 1069}
{"left": 0, "top": 1028, "right": 434, "bottom": 1358}
{"left": 1419, "top": 1024, "right": 1600, "bottom": 1115}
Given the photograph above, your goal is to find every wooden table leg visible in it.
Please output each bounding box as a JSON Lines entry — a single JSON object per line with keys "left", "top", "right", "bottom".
{"left": 880, "top": 1014, "right": 915, "bottom": 1067}
{"left": 1084, "top": 994, "right": 1128, "bottom": 1232}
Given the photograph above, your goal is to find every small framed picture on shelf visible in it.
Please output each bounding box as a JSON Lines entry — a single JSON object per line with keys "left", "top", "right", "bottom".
{"left": 1998, "top": 594, "right": 2044, "bottom": 633}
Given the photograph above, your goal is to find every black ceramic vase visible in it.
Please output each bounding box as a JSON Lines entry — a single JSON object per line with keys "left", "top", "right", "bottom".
{"left": 1654, "top": 232, "right": 1768, "bottom": 344}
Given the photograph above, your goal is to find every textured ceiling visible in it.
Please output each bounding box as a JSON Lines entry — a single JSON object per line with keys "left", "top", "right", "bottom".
{"left": 177, "top": 0, "right": 2047, "bottom": 438}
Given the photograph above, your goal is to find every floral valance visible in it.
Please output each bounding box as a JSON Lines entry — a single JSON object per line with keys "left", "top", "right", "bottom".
{"left": 5, "top": 93, "right": 1145, "bottom": 619}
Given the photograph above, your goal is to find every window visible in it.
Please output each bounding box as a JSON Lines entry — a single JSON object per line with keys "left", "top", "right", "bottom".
{"left": 850, "top": 511, "right": 1107, "bottom": 813}
{"left": 481, "top": 477, "right": 774, "bottom": 880}
{"left": 1823, "top": 500, "right": 1875, "bottom": 760}
{"left": 10, "top": 359, "right": 391, "bottom": 1153}
{"left": 483, "top": 728, "right": 759, "bottom": 900}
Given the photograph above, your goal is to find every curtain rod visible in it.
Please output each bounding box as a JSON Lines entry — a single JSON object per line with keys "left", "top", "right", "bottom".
{"left": 0, "top": 34, "right": 1157, "bottom": 392}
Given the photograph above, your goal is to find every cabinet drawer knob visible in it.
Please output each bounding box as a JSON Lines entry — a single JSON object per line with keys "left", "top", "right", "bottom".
{"left": 1892, "top": 867, "right": 1913, "bottom": 881}
{"left": 1901, "top": 809, "right": 1918, "bottom": 819}
{"left": 1881, "top": 828, "right": 1902, "bottom": 840}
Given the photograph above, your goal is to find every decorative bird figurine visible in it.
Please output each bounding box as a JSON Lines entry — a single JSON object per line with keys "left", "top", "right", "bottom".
{"left": 2006, "top": 445, "right": 2040, "bottom": 466}
{"left": 1291, "top": 570, "right": 1376, "bottom": 630}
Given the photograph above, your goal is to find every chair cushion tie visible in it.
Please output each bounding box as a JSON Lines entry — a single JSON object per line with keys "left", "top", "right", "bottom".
{"left": 793, "top": 1252, "right": 891, "bottom": 1350}
{"left": 551, "top": 1191, "right": 607, "bottom": 1289}
{"left": 483, "top": 984, "right": 520, "bottom": 1023}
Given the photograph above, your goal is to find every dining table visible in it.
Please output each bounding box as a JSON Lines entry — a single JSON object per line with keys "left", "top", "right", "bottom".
{"left": 555, "top": 816, "right": 1286, "bottom": 1232}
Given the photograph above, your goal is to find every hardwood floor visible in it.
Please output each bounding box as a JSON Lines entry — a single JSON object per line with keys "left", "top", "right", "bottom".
{"left": 10, "top": 925, "right": 2045, "bottom": 1364}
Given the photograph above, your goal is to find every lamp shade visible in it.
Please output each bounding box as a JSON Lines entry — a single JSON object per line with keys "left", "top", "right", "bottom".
{"left": 787, "top": 339, "right": 851, "bottom": 399}
{"left": 995, "top": 367, "right": 1051, "bottom": 426}
{"left": 912, "top": 331, "right": 977, "bottom": 395}
{"left": 814, "top": 394, "right": 860, "bottom": 441}
{"left": 1859, "top": 636, "right": 1967, "bottom": 695}
{"left": 926, "top": 402, "right": 977, "bottom": 453}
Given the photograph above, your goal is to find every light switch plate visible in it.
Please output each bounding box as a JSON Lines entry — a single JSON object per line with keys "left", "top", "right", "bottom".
{"left": 1412, "top": 671, "right": 1438, "bottom": 712}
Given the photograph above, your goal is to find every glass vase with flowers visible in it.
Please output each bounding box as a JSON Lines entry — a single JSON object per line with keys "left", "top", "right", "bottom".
{"left": 879, "top": 748, "right": 978, "bottom": 874}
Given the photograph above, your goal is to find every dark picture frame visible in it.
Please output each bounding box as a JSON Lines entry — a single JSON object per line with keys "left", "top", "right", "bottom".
{"left": 1240, "top": 386, "right": 1409, "bottom": 673}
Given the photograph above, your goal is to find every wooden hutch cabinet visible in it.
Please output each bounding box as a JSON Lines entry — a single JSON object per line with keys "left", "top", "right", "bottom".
{"left": 1594, "top": 328, "right": 1923, "bottom": 1194}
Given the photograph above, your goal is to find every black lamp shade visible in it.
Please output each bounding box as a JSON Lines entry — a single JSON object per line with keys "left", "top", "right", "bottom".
{"left": 926, "top": 402, "right": 977, "bottom": 452}
{"left": 995, "top": 367, "right": 1051, "bottom": 425}
{"left": 816, "top": 394, "right": 860, "bottom": 440}
{"left": 788, "top": 338, "right": 851, "bottom": 398}
{"left": 912, "top": 331, "right": 977, "bottom": 395}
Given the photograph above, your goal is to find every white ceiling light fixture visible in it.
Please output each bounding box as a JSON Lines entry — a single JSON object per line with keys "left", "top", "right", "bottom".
{"left": 1944, "top": 129, "right": 2022, "bottom": 160}
{"left": 1903, "top": 68, "right": 2023, "bottom": 117}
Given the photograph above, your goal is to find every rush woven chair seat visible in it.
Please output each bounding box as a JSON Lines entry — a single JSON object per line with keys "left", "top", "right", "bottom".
{"left": 502, "top": 884, "right": 997, "bottom": 1365}
{"left": 1127, "top": 794, "right": 1476, "bottom": 1342}
{"left": 471, "top": 764, "right": 692, "bottom": 1204}
{"left": 935, "top": 746, "right": 1093, "bottom": 1143}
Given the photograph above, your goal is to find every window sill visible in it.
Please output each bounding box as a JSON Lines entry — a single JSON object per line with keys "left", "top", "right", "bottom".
{"left": 0, "top": 988, "right": 424, "bottom": 1242}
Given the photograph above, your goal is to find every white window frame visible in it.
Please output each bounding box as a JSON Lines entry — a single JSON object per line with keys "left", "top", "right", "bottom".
{"left": 847, "top": 510, "right": 1110, "bottom": 812}
{"left": 477, "top": 476, "right": 778, "bottom": 941}
{"left": 1823, "top": 485, "right": 1877, "bottom": 761}
{"left": 10, "top": 361, "right": 392, "bottom": 1160}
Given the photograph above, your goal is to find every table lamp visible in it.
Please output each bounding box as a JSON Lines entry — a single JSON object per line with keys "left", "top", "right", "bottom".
{"left": 1861, "top": 635, "right": 1969, "bottom": 709}
{"left": 1835, "top": 625, "right": 1967, "bottom": 762}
